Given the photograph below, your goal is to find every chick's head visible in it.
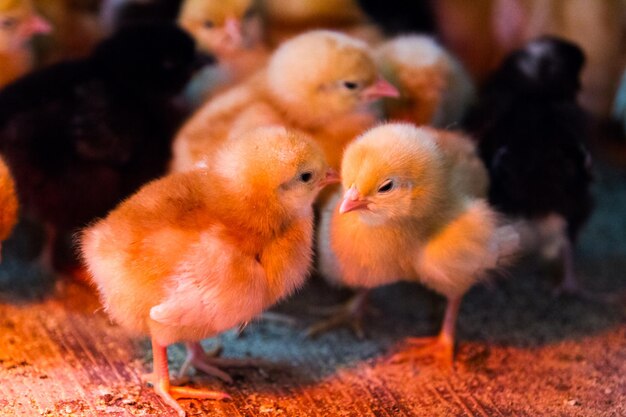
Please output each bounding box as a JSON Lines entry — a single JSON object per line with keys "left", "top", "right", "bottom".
{"left": 0, "top": 0, "right": 51, "bottom": 53}
{"left": 215, "top": 126, "right": 339, "bottom": 218}
{"left": 93, "top": 23, "right": 198, "bottom": 96}
{"left": 495, "top": 36, "right": 585, "bottom": 100}
{"left": 178, "top": 0, "right": 258, "bottom": 56}
{"left": 267, "top": 30, "right": 399, "bottom": 127}
{"left": 340, "top": 123, "right": 445, "bottom": 225}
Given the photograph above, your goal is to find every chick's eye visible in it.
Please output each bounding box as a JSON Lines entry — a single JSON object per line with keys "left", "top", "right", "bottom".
{"left": 203, "top": 20, "right": 214, "bottom": 28}
{"left": 343, "top": 81, "right": 359, "bottom": 90}
{"left": 0, "top": 18, "right": 18, "bottom": 30}
{"left": 377, "top": 180, "right": 394, "bottom": 193}
{"left": 299, "top": 172, "right": 313, "bottom": 183}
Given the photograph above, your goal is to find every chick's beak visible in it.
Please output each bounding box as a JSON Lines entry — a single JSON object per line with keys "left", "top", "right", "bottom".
{"left": 360, "top": 77, "right": 400, "bottom": 101}
{"left": 339, "top": 185, "right": 370, "bottom": 213}
{"left": 23, "top": 15, "right": 52, "bottom": 36}
{"left": 224, "top": 17, "right": 243, "bottom": 46}
{"left": 319, "top": 168, "right": 341, "bottom": 187}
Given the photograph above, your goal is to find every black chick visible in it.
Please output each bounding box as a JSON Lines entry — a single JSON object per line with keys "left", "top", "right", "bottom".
{"left": 356, "top": 0, "right": 435, "bottom": 36}
{"left": 467, "top": 36, "right": 593, "bottom": 296}
{"left": 0, "top": 23, "right": 203, "bottom": 276}
{"left": 101, "top": 0, "right": 183, "bottom": 33}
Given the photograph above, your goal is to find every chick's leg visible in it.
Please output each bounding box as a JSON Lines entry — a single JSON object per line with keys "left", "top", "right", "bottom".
{"left": 180, "top": 341, "right": 279, "bottom": 382}
{"left": 390, "top": 296, "right": 462, "bottom": 369}
{"left": 306, "top": 289, "right": 370, "bottom": 339}
{"left": 150, "top": 338, "right": 230, "bottom": 417}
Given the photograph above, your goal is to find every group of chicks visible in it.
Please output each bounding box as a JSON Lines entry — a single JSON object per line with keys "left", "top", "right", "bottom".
{"left": 0, "top": 1, "right": 596, "bottom": 416}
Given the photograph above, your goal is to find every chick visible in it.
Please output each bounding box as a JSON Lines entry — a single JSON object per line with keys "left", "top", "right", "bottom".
{"left": 80, "top": 127, "right": 338, "bottom": 417}
{"left": 0, "top": 23, "right": 198, "bottom": 275}
{"left": 260, "top": 0, "right": 383, "bottom": 46}
{"left": 100, "top": 0, "right": 183, "bottom": 32}
{"left": 0, "top": 0, "right": 51, "bottom": 88}
{"left": 172, "top": 30, "right": 399, "bottom": 174}
{"left": 33, "top": 0, "right": 103, "bottom": 64}
{"left": 356, "top": 0, "right": 436, "bottom": 36}
{"left": 374, "top": 35, "right": 476, "bottom": 128}
{"left": 314, "top": 123, "right": 517, "bottom": 364}
{"left": 0, "top": 155, "right": 18, "bottom": 260}
{"left": 177, "top": 0, "right": 269, "bottom": 104}
{"left": 468, "top": 36, "right": 593, "bottom": 296}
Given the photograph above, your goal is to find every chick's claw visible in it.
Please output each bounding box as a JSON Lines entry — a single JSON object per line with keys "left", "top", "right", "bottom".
{"left": 389, "top": 335, "right": 455, "bottom": 370}
{"left": 305, "top": 291, "right": 370, "bottom": 339}
{"left": 154, "top": 383, "right": 230, "bottom": 417}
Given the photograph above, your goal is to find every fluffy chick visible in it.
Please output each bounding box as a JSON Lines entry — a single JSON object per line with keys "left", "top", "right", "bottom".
{"left": 33, "top": 0, "right": 102, "bottom": 64}
{"left": 100, "top": 0, "right": 183, "bottom": 32}
{"left": 468, "top": 36, "right": 593, "bottom": 296}
{"left": 0, "top": 0, "right": 51, "bottom": 88}
{"left": 374, "top": 35, "right": 475, "bottom": 128}
{"left": 177, "top": 0, "right": 269, "bottom": 104}
{"left": 260, "top": 0, "right": 383, "bottom": 46}
{"left": 315, "top": 123, "right": 517, "bottom": 364}
{"left": 0, "top": 23, "right": 197, "bottom": 275}
{"left": 172, "top": 30, "right": 399, "bottom": 174}
{"left": 80, "top": 127, "right": 337, "bottom": 417}
{"left": 0, "top": 155, "right": 18, "bottom": 260}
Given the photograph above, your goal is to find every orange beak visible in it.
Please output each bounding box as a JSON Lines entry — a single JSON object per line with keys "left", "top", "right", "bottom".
{"left": 339, "top": 185, "right": 370, "bottom": 213}
{"left": 360, "top": 77, "right": 400, "bottom": 101}
{"left": 319, "top": 168, "right": 341, "bottom": 187}
{"left": 22, "top": 15, "right": 52, "bottom": 37}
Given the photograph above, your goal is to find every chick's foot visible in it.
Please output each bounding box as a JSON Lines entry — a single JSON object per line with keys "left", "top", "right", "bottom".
{"left": 305, "top": 290, "right": 371, "bottom": 339}
{"left": 180, "top": 342, "right": 281, "bottom": 383}
{"left": 389, "top": 334, "right": 454, "bottom": 370}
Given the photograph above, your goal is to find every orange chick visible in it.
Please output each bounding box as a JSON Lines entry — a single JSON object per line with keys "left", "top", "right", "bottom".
{"left": 260, "top": 0, "right": 383, "bottom": 47}
{"left": 80, "top": 126, "right": 338, "bottom": 417}
{"left": 314, "top": 123, "right": 517, "bottom": 364}
{"left": 374, "top": 35, "right": 475, "bottom": 128}
{"left": 178, "top": 0, "right": 269, "bottom": 104}
{"left": 172, "top": 30, "right": 399, "bottom": 174}
{"left": 0, "top": 155, "right": 18, "bottom": 260}
{"left": 0, "top": 0, "right": 51, "bottom": 87}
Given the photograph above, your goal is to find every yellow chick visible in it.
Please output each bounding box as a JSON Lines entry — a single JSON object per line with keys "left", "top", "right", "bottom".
{"left": 260, "top": 0, "right": 383, "bottom": 47}
{"left": 315, "top": 123, "right": 517, "bottom": 365}
{"left": 172, "top": 30, "right": 399, "bottom": 174}
{"left": 80, "top": 126, "right": 339, "bottom": 417}
{"left": 374, "top": 35, "right": 475, "bottom": 128}
{"left": 0, "top": 0, "right": 51, "bottom": 87}
{"left": 0, "top": 155, "right": 18, "bottom": 260}
{"left": 178, "top": 0, "right": 269, "bottom": 104}
{"left": 423, "top": 126, "right": 489, "bottom": 199}
{"left": 33, "top": 0, "right": 102, "bottom": 64}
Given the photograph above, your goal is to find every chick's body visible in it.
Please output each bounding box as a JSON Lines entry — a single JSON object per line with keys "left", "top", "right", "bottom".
{"left": 0, "top": 23, "right": 197, "bottom": 273}
{"left": 469, "top": 36, "right": 593, "bottom": 294}
{"left": 374, "top": 35, "right": 475, "bottom": 128}
{"left": 81, "top": 127, "right": 336, "bottom": 416}
{"left": 316, "top": 123, "right": 516, "bottom": 361}
{"left": 0, "top": 156, "right": 18, "bottom": 255}
{"left": 172, "top": 30, "right": 398, "bottom": 173}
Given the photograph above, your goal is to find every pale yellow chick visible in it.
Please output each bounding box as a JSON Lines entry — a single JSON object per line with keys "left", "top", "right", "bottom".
{"left": 374, "top": 35, "right": 475, "bottom": 128}
{"left": 0, "top": 155, "right": 18, "bottom": 260}
{"left": 178, "top": 0, "right": 268, "bottom": 86}
{"left": 260, "top": 0, "right": 382, "bottom": 46}
{"left": 315, "top": 123, "right": 517, "bottom": 364}
{"left": 172, "top": 30, "right": 399, "bottom": 174}
{"left": 80, "top": 126, "right": 338, "bottom": 417}
{"left": 0, "top": 0, "right": 51, "bottom": 87}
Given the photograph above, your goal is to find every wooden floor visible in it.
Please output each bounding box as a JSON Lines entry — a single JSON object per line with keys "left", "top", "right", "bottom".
{"left": 1, "top": 162, "right": 625, "bottom": 417}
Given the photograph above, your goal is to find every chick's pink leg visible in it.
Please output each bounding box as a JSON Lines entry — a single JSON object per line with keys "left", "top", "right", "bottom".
{"left": 390, "top": 296, "right": 462, "bottom": 369}
{"left": 150, "top": 338, "right": 230, "bottom": 417}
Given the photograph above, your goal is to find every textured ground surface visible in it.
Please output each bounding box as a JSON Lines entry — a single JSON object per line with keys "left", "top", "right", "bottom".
{"left": 0, "top": 159, "right": 625, "bottom": 416}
